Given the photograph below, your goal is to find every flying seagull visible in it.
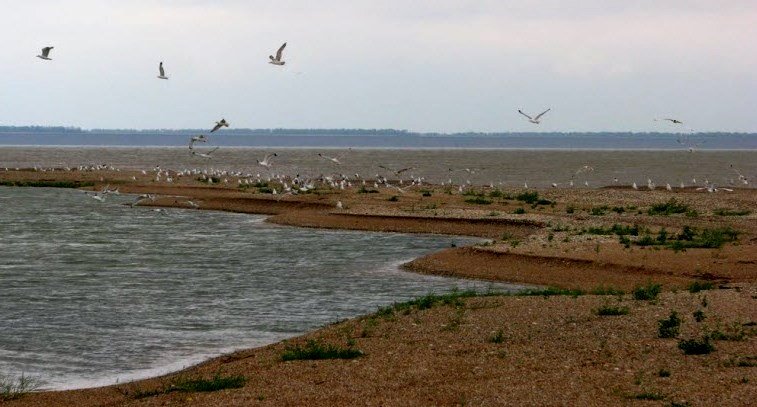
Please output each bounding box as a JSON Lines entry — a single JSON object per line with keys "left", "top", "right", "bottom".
{"left": 37, "top": 46, "right": 54, "bottom": 60}
{"left": 210, "top": 119, "right": 229, "bottom": 133}
{"left": 655, "top": 118, "right": 683, "bottom": 124}
{"left": 379, "top": 165, "right": 415, "bottom": 176}
{"left": 318, "top": 148, "right": 351, "bottom": 165}
{"left": 191, "top": 146, "right": 219, "bottom": 159}
{"left": 257, "top": 153, "right": 278, "bottom": 168}
{"left": 157, "top": 62, "right": 168, "bottom": 79}
{"left": 269, "top": 42, "right": 287, "bottom": 65}
{"left": 518, "top": 108, "right": 551, "bottom": 124}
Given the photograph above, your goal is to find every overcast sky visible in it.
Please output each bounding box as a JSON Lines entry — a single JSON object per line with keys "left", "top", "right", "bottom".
{"left": 1, "top": 1, "right": 755, "bottom": 132}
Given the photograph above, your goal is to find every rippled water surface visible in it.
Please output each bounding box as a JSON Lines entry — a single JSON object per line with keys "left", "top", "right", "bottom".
{"left": 0, "top": 187, "right": 520, "bottom": 390}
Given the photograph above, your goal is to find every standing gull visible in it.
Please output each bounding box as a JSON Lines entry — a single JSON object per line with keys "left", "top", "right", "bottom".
{"left": 269, "top": 42, "right": 287, "bottom": 65}
{"left": 518, "top": 108, "right": 551, "bottom": 124}
{"left": 157, "top": 62, "right": 168, "bottom": 79}
{"left": 37, "top": 47, "right": 54, "bottom": 60}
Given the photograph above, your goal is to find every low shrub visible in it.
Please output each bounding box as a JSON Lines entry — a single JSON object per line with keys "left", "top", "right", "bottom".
{"left": 658, "top": 311, "right": 682, "bottom": 338}
{"left": 678, "top": 336, "right": 715, "bottom": 355}
{"left": 647, "top": 198, "right": 690, "bottom": 216}
{"left": 465, "top": 196, "right": 492, "bottom": 205}
{"left": 688, "top": 281, "right": 715, "bottom": 293}
{"left": 594, "top": 305, "right": 629, "bottom": 316}
{"left": 633, "top": 282, "right": 662, "bottom": 301}
{"left": 0, "top": 374, "right": 42, "bottom": 401}
{"left": 515, "top": 191, "right": 539, "bottom": 204}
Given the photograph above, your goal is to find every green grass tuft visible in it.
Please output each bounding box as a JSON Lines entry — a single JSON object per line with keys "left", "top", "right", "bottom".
{"left": 594, "top": 305, "right": 629, "bottom": 316}
{"left": 647, "top": 198, "right": 690, "bottom": 216}
{"left": 518, "top": 287, "right": 584, "bottom": 297}
{"left": 633, "top": 391, "right": 665, "bottom": 401}
{"left": 633, "top": 282, "right": 662, "bottom": 301}
{"left": 688, "top": 281, "right": 715, "bottom": 293}
{"left": 658, "top": 311, "right": 682, "bottom": 338}
{"left": 281, "top": 339, "right": 363, "bottom": 361}
{"left": 170, "top": 374, "right": 246, "bottom": 393}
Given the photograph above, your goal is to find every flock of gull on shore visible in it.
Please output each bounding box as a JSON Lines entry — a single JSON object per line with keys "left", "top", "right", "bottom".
{"left": 20, "top": 45, "right": 752, "bottom": 207}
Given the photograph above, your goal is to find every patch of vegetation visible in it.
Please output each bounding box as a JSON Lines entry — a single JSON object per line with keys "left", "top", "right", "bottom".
{"left": 489, "top": 189, "right": 509, "bottom": 199}
{"left": 421, "top": 190, "right": 432, "bottom": 197}
{"left": 619, "top": 235, "right": 632, "bottom": 248}
{"left": 512, "top": 207, "right": 526, "bottom": 214}
{"left": 583, "top": 224, "right": 640, "bottom": 236}
{"left": 358, "top": 185, "right": 379, "bottom": 194}
{"left": 258, "top": 186, "right": 273, "bottom": 194}
{"left": 728, "top": 356, "right": 756, "bottom": 367}
{"left": 594, "top": 305, "right": 629, "bottom": 316}
{"left": 713, "top": 208, "right": 751, "bottom": 216}
{"left": 281, "top": 339, "right": 363, "bottom": 361}
{"left": 611, "top": 206, "right": 625, "bottom": 214}
{"left": 126, "top": 373, "right": 246, "bottom": 399}
{"left": 688, "top": 281, "right": 715, "bottom": 293}
{"left": 633, "top": 282, "right": 662, "bottom": 301}
{"left": 658, "top": 311, "right": 682, "bottom": 338}
{"left": 633, "top": 391, "right": 665, "bottom": 401}
{"left": 565, "top": 205, "right": 575, "bottom": 214}
{"left": 647, "top": 198, "right": 690, "bottom": 216}
{"left": 170, "top": 374, "right": 246, "bottom": 393}
{"left": 387, "top": 195, "right": 399, "bottom": 202}
{"left": 693, "top": 310, "right": 706, "bottom": 323}
{"left": 378, "top": 290, "right": 480, "bottom": 318}
{"left": 515, "top": 191, "right": 540, "bottom": 204}
{"left": 463, "top": 189, "right": 484, "bottom": 196}
{"left": 488, "top": 329, "right": 506, "bottom": 344}
{"left": 709, "top": 323, "right": 750, "bottom": 341}
{"left": 0, "top": 180, "right": 94, "bottom": 188}
{"left": 590, "top": 287, "right": 625, "bottom": 295}
{"left": 465, "top": 196, "right": 492, "bottom": 205}
{"left": 354, "top": 184, "right": 376, "bottom": 194}
{"left": 658, "top": 369, "right": 671, "bottom": 378}
{"left": 0, "top": 374, "right": 42, "bottom": 401}
{"left": 631, "top": 226, "right": 738, "bottom": 251}
{"left": 519, "top": 287, "right": 584, "bottom": 297}
{"left": 678, "top": 336, "right": 715, "bottom": 355}
{"left": 590, "top": 206, "right": 608, "bottom": 216}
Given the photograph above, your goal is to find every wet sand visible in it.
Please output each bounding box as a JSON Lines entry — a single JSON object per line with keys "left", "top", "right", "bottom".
{"left": 1, "top": 169, "right": 755, "bottom": 406}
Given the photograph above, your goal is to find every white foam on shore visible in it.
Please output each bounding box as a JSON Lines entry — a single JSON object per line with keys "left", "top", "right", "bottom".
{"left": 42, "top": 332, "right": 290, "bottom": 391}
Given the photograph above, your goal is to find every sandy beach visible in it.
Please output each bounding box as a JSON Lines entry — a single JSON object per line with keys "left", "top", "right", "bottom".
{"left": 1, "top": 169, "right": 755, "bottom": 406}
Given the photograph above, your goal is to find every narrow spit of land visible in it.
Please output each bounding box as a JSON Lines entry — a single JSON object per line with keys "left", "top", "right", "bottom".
{"left": 1, "top": 169, "right": 755, "bottom": 406}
